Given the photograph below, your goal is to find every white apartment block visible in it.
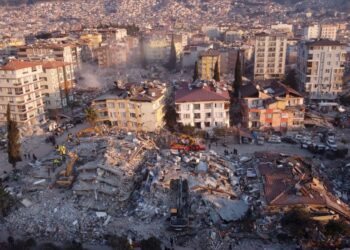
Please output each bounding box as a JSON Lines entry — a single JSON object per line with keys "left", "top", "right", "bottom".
{"left": 175, "top": 81, "right": 230, "bottom": 130}
{"left": 41, "top": 61, "right": 75, "bottom": 111}
{"left": 297, "top": 40, "right": 346, "bottom": 100}
{"left": 254, "top": 32, "right": 287, "bottom": 80}
{"left": 304, "top": 24, "right": 338, "bottom": 41}
{"left": 0, "top": 61, "right": 46, "bottom": 126}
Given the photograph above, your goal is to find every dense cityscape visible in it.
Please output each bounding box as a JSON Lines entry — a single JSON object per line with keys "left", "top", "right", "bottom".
{"left": 1, "top": 0, "right": 350, "bottom": 249}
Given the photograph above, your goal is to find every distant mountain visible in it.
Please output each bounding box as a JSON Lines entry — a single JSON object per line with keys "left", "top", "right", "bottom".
{"left": 272, "top": 0, "right": 350, "bottom": 10}
{"left": 0, "top": 0, "right": 67, "bottom": 6}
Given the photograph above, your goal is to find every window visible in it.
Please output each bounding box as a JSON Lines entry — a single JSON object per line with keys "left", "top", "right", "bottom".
{"left": 205, "top": 113, "right": 211, "bottom": 118}
{"left": 183, "top": 114, "right": 190, "bottom": 119}
{"left": 215, "top": 103, "right": 223, "bottom": 108}
{"left": 205, "top": 122, "right": 211, "bottom": 127}
{"left": 266, "top": 114, "right": 272, "bottom": 119}
{"left": 194, "top": 113, "right": 201, "bottom": 119}
{"left": 121, "top": 112, "right": 126, "bottom": 118}
{"left": 108, "top": 103, "right": 115, "bottom": 108}
{"left": 130, "top": 113, "right": 136, "bottom": 118}
{"left": 204, "top": 103, "right": 212, "bottom": 109}
{"left": 119, "top": 103, "right": 125, "bottom": 109}
{"left": 129, "top": 103, "right": 135, "bottom": 109}
{"left": 193, "top": 104, "right": 200, "bottom": 110}
{"left": 281, "top": 113, "right": 288, "bottom": 118}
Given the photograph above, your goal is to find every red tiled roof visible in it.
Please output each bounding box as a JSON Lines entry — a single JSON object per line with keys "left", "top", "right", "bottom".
{"left": 41, "top": 61, "right": 71, "bottom": 69}
{"left": 0, "top": 60, "right": 42, "bottom": 70}
{"left": 175, "top": 82, "right": 229, "bottom": 103}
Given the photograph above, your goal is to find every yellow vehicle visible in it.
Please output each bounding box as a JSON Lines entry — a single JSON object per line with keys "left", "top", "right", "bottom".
{"left": 55, "top": 151, "right": 78, "bottom": 188}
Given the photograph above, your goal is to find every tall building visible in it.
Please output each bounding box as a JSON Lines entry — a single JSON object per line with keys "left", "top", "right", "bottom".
{"left": 304, "top": 24, "right": 338, "bottom": 41}
{"left": 92, "top": 82, "right": 165, "bottom": 132}
{"left": 41, "top": 61, "right": 75, "bottom": 112}
{"left": 240, "top": 81, "right": 305, "bottom": 132}
{"left": 175, "top": 81, "right": 230, "bottom": 129}
{"left": 198, "top": 50, "right": 221, "bottom": 80}
{"left": 297, "top": 40, "right": 346, "bottom": 100}
{"left": 254, "top": 32, "right": 287, "bottom": 80}
{"left": 0, "top": 60, "right": 45, "bottom": 126}
{"left": 17, "top": 43, "right": 82, "bottom": 71}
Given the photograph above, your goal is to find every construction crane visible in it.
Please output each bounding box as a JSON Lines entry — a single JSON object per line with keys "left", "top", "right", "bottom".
{"left": 55, "top": 151, "right": 78, "bottom": 188}
{"left": 169, "top": 177, "right": 189, "bottom": 231}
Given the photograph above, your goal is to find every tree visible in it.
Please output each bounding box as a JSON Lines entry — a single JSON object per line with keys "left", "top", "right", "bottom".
{"left": 163, "top": 86, "right": 177, "bottom": 131}
{"left": 166, "top": 35, "right": 177, "bottom": 70}
{"left": 85, "top": 107, "right": 98, "bottom": 127}
{"left": 6, "top": 104, "right": 21, "bottom": 168}
{"left": 140, "top": 35, "right": 147, "bottom": 69}
{"left": 213, "top": 60, "right": 220, "bottom": 82}
{"left": 285, "top": 69, "right": 298, "bottom": 90}
{"left": 193, "top": 61, "right": 199, "bottom": 82}
{"left": 140, "top": 237, "right": 161, "bottom": 250}
{"left": 233, "top": 51, "right": 242, "bottom": 98}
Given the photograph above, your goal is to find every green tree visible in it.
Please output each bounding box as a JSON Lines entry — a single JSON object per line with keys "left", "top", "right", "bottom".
{"left": 163, "top": 86, "right": 177, "bottom": 131}
{"left": 6, "top": 104, "right": 21, "bottom": 168}
{"left": 213, "top": 60, "right": 220, "bottom": 81}
{"left": 85, "top": 107, "right": 98, "bottom": 127}
{"left": 285, "top": 69, "right": 298, "bottom": 90}
{"left": 140, "top": 237, "right": 161, "bottom": 250}
{"left": 193, "top": 61, "right": 199, "bottom": 82}
{"left": 233, "top": 51, "right": 242, "bottom": 98}
{"left": 166, "top": 35, "right": 177, "bottom": 70}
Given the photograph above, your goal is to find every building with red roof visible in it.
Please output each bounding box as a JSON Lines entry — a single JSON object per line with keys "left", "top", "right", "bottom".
{"left": 175, "top": 80, "right": 230, "bottom": 129}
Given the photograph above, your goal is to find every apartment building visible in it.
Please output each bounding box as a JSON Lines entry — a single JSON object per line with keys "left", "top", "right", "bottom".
{"left": 175, "top": 81, "right": 230, "bottom": 129}
{"left": 198, "top": 50, "right": 221, "bottom": 80}
{"left": 17, "top": 43, "right": 82, "bottom": 70}
{"left": 254, "top": 32, "right": 287, "bottom": 80}
{"left": 297, "top": 40, "right": 346, "bottom": 100}
{"left": 94, "top": 42, "right": 127, "bottom": 68}
{"left": 92, "top": 82, "right": 165, "bottom": 132}
{"left": 240, "top": 81, "right": 305, "bottom": 132}
{"left": 0, "top": 60, "right": 45, "bottom": 126}
{"left": 182, "top": 44, "right": 213, "bottom": 68}
{"left": 41, "top": 61, "right": 75, "bottom": 112}
{"left": 304, "top": 24, "right": 338, "bottom": 41}
{"left": 143, "top": 34, "right": 183, "bottom": 63}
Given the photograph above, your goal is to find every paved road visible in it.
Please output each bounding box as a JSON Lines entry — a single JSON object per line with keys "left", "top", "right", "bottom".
{"left": 0, "top": 122, "right": 89, "bottom": 179}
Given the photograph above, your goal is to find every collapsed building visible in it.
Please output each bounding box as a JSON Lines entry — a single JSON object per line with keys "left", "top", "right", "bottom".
{"left": 256, "top": 152, "right": 350, "bottom": 220}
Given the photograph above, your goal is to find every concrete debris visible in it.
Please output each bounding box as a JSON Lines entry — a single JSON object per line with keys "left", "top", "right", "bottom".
{"left": 21, "top": 198, "right": 33, "bottom": 208}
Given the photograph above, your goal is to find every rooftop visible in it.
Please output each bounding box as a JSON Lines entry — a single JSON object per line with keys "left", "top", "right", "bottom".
{"left": 0, "top": 60, "right": 42, "bottom": 71}
{"left": 175, "top": 81, "right": 229, "bottom": 103}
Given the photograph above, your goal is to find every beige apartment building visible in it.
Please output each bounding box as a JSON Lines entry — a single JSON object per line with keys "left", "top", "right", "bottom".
{"left": 297, "top": 40, "right": 346, "bottom": 100}
{"left": 0, "top": 60, "right": 45, "bottom": 126}
{"left": 198, "top": 50, "right": 221, "bottom": 80}
{"left": 254, "top": 32, "right": 287, "bottom": 80}
{"left": 92, "top": 83, "right": 165, "bottom": 132}
{"left": 41, "top": 61, "right": 75, "bottom": 113}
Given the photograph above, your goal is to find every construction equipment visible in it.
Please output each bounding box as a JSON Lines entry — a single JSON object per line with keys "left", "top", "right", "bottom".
{"left": 55, "top": 151, "right": 78, "bottom": 188}
{"left": 169, "top": 178, "right": 189, "bottom": 231}
{"left": 170, "top": 134, "right": 206, "bottom": 152}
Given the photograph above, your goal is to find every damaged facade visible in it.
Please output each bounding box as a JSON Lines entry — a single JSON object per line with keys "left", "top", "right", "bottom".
{"left": 92, "top": 81, "right": 166, "bottom": 132}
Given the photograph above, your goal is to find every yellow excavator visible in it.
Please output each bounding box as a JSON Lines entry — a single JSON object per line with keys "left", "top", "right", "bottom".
{"left": 55, "top": 151, "right": 78, "bottom": 188}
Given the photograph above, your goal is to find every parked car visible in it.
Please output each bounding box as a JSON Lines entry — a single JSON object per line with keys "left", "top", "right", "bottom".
{"left": 268, "top": 135, "right": 281, "bottom": 143}
{"left": 282, "top": 136, "right": 298, "bottom": 144}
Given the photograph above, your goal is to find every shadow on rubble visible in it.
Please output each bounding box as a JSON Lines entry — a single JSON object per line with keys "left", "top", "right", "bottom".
{"left": 0, "top": 237, "right": 86, "bottom": 250}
